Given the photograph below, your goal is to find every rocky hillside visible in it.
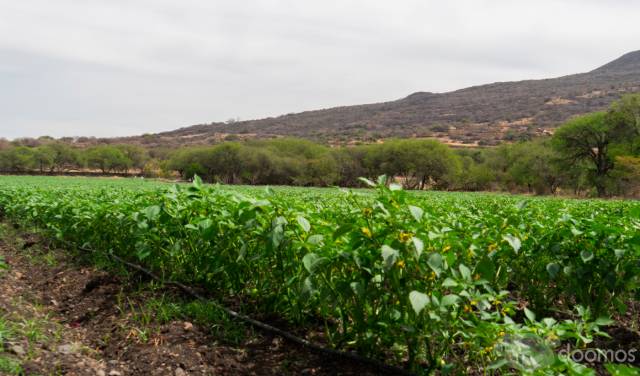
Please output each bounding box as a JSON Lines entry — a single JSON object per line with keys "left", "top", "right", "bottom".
{"left": 118, "top": 50, "right": 640, "bottom": 147}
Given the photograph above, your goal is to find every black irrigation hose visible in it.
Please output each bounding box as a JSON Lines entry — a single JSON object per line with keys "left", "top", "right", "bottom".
{"left": 59, "top": 240, "right": 415, "bottom": 376}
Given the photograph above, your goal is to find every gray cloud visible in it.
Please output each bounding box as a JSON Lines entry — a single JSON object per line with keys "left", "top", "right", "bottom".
{"left": 0, "top": 0, "right": 638, "bottom": 139}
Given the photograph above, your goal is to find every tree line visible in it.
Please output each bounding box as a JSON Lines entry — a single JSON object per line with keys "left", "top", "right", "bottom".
{"left": 1, "top": 95, "right": 639, "bottom": 197}
{"left": 0, "top": 143, "right": 151, "bottom": 174}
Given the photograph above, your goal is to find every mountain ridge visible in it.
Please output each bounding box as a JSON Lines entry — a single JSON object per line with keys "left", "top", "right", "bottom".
{"left": 115, "top": 51, "right": 640, "bottom": 147}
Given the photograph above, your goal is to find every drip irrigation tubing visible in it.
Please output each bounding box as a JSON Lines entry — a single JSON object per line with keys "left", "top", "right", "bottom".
{"left": 53, "top": 239, "right": 416, "bottom": 376}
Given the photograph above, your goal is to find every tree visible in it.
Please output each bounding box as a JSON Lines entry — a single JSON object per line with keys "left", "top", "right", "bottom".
{"left": 332, "top": 147, "right": 369, "bottom": 187}
{"left": 365, "top": 139, "right": 460, "bottom": 189}
{"left": 608, "top": 94, "right": 640, "bottom": 139}
{"left": 115, "top": 145, "right": 148, "bottom": 173}
{"left": 86, "top": 146, "right": 132, "bottom": 173}
{"left": 611, "top": 155, "right": 640, "bottom": 196}
{"left": 454, "top": 155, "right": 495, "bottom": 191}
{"left": 46, "top": 143, "right": 83, "bottom": 171}
{"left": 0, "top": 147, "right": 35, "bottom": 172}
{"left": 33, "top": 146, "right": 56, "bottom": 172}
{"left": 608, "top": 94, "right": 640, "bottom": 155}
{"left": 167, "top": 147, "right": 209, "bottom": 180}
{"left": 553, "top": 112, "right": 615, "bottom": 196}
{"left": 506, "top": 140, "right": 562, "bottom": 194}
{"left": 203, "top": 143, "right": 243, "bottom": 183}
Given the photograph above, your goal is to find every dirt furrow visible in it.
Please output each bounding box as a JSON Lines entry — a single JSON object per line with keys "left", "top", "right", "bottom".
{"left": 0, "top": 224, "right": 387, "bottom": 375}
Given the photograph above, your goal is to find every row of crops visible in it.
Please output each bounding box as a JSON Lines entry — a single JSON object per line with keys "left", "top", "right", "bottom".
{"left": 0, "top": 176, "right": 638, "bottom": 374}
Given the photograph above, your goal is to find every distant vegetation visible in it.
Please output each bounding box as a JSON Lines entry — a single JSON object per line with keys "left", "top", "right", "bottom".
{"left": 1, "top": 95, "right": 639, "bottom": 197}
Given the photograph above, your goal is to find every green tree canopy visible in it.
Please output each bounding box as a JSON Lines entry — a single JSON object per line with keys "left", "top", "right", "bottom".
{"left": 553, "top": 112, "right": 615, "bottom": 196}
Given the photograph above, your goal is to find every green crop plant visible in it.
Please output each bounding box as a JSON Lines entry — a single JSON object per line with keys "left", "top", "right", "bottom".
{"left": 0, "top": 175, "right": 638, "bottom": 374}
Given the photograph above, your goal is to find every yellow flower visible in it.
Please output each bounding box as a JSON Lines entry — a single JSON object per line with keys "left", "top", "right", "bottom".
{"left": 398, "top": 232, "right": 412, "bottom": 242}
{"left": 363, "top": 207, "right": 372, "bottom": 216}
{"left": 428, "top": 271, "right": 437, "bottom": 281}
{"left": 498, "top": 331, "right": 505, "bottom": 337}
{"left": 463, "top": 305, "right": 472, "bottom": 313}
{"left": 396, "top": 260, "right": 406, "bottom": 269}
{"left": 443, "top": 245, "right": 451, "bottom": 252}
{"left": 483, "top": 346, "right": 494, "bottom": 354}
{"left": 470, "top": 300, "right": 478, "bottom": 306}
{"left": 361, "top": 227, "right": 372, "bottom": 238}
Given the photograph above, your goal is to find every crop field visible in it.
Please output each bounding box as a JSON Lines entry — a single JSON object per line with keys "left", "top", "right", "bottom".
{"left": 0, "top": 175, "right": 638, "bottom": 375}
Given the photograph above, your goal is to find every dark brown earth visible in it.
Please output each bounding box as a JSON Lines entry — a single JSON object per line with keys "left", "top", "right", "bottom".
{"left": 0, "top": 224, "right": 394, "bottom": 376}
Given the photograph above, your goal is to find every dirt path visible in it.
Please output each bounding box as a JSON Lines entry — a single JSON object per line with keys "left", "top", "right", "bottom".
{"left": 0, "top": 224, "right": 389, "bottom": 376}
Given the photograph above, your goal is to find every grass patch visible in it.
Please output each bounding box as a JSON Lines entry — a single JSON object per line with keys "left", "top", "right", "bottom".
{"left": 0, "top": 318, "right": 22, "bottom": 375}
{"left": 121, "top": 291, "right": 249, "bottom": 346}
{"left": 0, "top": 356, "right": 22, "bottom": 375}
{"left": 0, "top": 317, "right": 14, "bottom": 352}
{"left": 0, "top": 255, "right": 7, "bottom": 274}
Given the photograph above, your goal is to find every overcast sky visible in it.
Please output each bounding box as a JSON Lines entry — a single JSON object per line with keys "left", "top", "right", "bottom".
{"left": 0, "top": 0, "right": 639, "bottom": 139}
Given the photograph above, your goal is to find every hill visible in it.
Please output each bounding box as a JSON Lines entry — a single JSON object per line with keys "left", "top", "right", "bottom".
{"left": 118, "top": 51, "right": 640, "bottom": 147}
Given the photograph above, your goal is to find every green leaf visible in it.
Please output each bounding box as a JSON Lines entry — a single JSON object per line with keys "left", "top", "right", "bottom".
{"left": 427, "top": 253, "right": 443, "bottom": 274}
{"left": 524, "top": 307, "right": 536, "bottom": 322}
{"left": 546, "top": 262, "right": 561, "bottom": 279}
{"left": 580, "top": 250, "right": 594, "bottom": 263}
{"left": 301, "top": 276, "right": 315, "bottom": 296}
{"left": 563, "top": 265, "right": 574, "bottom": 276}
{"left": 613, "top": 297, "right": 628, "bottom": 314}
{"left": 350, "top": 282, "right": 364, "bottom": 297}
{"left": 296, "top": 216, "right": 311, "bottom": 232}
{"left": 408, "top": 205, "right": 423, "bottom": 222}
{"left": 474, "top": 257, "right": 496, "bottom": 282}
{"left": 333, "top": 224, "right": 352, "bottom": 240}
{"left": 487, "top": 359, "right": 510, "bottom": 370}
{"left": 307, "top": 234, "right": 324, "bottom": 245}
{"left": 441, "top": 294, "right": 460, "bottom": 307}
{"left": 143, "top": 205, "right": 161, "bottom": 221}
{"left": 381, "top": 245, "right": 399, "bottom": 270}
{"left": 302, "top": 253, "right": 327, "bottom": 274}
{"left": 358, "top": 177, "right": 376, "bottom": 187}
{"left": 409, "top": 291, "right": 430, "bottom": 315}
{"left": 411, "top": 237, "right": 424, "bottom": 259}
{"left": 503, "top": 234, "right": 521, "bottom": 253}
{"left": 192, "top": 174, "right": 203, "bottom": 189}
{"left": 515, "top": 200, "right": 529, "bottom": 211}
{"left": 459, "top": 264, "right": 471, "bottom": 281}
{"left": 594, "top": 317, "right": 614, "bottom": 326}
{"left": 198, "top": 218, "right": 215, "bottom": 239}
{"left": 442, "top": 278, "right": 458, "bottom": 287}
{"left": 605, "top": 364, "right": 640, "bottom": 376}
{"left": 270, "top": 225, "right": 284, "bottom": 249}
{"left": 566, "top": 360, "right": 596, "bottom": 376}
